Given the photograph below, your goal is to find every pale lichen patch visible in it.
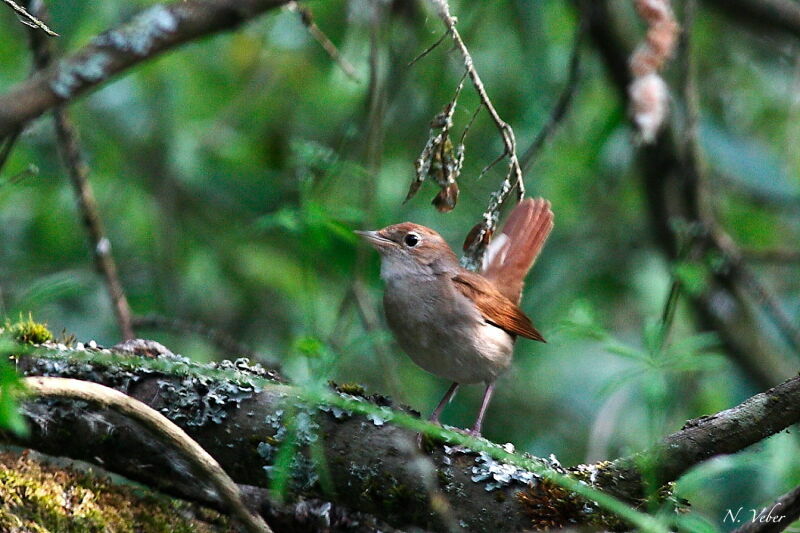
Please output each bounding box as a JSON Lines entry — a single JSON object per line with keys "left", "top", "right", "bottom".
{"left": 93, "top": 5, "right": 179, "bottom": 56}
{"left": 50, "top": 53, "right": 112, "bottom": 98}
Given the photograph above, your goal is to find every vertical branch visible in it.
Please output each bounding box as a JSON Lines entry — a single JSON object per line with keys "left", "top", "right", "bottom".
{"left": 52, "top": 115, "right": 135, "bottom": 340}
{"left": 579, "top": 0, "right": 796, "bottom": 388}
{"left": 26, "top": 0, "right": 135, "bottom": 340}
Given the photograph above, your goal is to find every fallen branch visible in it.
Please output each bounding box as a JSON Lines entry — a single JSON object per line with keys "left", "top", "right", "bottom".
{"left": 22, "top": 376, "right": 272, "bottom": 533}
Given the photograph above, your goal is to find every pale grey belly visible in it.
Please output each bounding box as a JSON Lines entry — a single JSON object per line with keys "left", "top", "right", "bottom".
{"left": 383, "top": 278, "right": 514, "bottom": 384}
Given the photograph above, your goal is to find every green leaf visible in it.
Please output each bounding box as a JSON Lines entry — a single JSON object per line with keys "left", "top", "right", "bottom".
{"left": 0, "top": 344, "right": 28, "bottom": 437}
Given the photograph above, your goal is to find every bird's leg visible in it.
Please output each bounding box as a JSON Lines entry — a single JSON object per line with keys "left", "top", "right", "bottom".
{"left": 469, "top": 382, "right": 496, "bottom": 436}
{"left": 417, "top": 382, "right": 459, "bottom": 448}
{"left": 429, "top": 382, "right": 459, "bottom": 424}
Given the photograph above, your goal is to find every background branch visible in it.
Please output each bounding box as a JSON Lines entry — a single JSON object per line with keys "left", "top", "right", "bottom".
{"left": 0, "top": 0, "right": 291, "bottom": 137}
{"left": 578, "top": 0, "right": 798, "bottom": 389}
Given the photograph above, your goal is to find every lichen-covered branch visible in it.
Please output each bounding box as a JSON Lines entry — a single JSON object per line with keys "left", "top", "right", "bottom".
{"left": 0, "top": 0, "right": 291, "bottom": 137}
{"left": 10, "top": 349, "right": 558, "bottom": 531}
{"left": 6, "top": 344, "right": 800, "bottom": 531}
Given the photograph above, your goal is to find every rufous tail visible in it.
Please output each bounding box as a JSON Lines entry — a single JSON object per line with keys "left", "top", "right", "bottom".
{"left": 481, "top": 198, "right": 554, "bottom": 303}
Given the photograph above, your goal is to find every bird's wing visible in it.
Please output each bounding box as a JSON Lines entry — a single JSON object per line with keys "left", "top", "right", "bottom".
{"left": 452, "top": 272, "right": 545, "bottom": 342}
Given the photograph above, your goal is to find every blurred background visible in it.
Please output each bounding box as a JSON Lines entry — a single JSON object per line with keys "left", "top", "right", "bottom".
{"left": 1, "top": 0, "right": 799, "bottom": 529}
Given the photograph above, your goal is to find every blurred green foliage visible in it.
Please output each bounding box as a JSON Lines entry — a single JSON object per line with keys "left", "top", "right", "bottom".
{"left": 1, "top": 0, "right": 799, "bottom": 529}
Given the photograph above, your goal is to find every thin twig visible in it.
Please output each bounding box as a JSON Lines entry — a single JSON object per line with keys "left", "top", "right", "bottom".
{"left": 429, "top": 0, "right": 526, "bottom": 270}
{"left": 288, "top": 1, "right": 360, "bottom": 82}
{"left": 26, "top": 0, "right": 135, "bottom": 341}
{"left": 520, "top": 17, "right": 583, "bottom": 173}
{"left": 408, "top": 29, "right": 449, "bottom": 67}
{"left": 23, "top": 376, "right": 272, "bottom": 533}
{"left": 2, "top": 0, "right": 57, "bottom": 35}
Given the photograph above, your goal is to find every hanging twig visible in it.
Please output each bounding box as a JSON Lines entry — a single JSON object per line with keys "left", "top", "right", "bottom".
{"left": 2, "top": 0, "right": 57, "bottom": 35}
{"left": 26, "top": 0, "right": 135, "bottom": 341}
{"left": 428, "top": 0, "right": 526, "bottom": 270}
{"left": 288, "top": 1, "right": 359, "bottom": 82}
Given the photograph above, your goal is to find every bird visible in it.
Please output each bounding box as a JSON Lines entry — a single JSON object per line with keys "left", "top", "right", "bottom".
{"left": 355, "top": 197, "right": 554, "bottom": 436}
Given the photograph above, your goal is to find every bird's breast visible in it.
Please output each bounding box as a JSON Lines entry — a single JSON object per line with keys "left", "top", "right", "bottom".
{"left": 382, "top": 276, "right": 514, "bottom": 384}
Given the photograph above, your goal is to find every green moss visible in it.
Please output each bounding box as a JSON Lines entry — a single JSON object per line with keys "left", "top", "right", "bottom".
{"left": 329, "top": 381, "right": 366, "bottom": 398}
{"left": 0, "top": 451, "right": 232, "bottom": 532}
{"left": 6, "top": 315, "right": 54, "bottom": 345}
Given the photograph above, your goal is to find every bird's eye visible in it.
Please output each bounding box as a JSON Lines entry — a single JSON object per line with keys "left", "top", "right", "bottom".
{"left": 404, "top": 233, "right": 420, "bottom": 247}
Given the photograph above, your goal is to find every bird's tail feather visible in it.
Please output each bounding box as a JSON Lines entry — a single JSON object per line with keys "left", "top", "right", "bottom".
{"left": 481, "top": 197, "right": 554, "bottom": 303}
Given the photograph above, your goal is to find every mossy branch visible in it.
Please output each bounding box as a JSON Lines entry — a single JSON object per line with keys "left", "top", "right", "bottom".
{"left": 7, "top": 343, "right": 800, "bottom": 531}
{"left": 22, "top": 376, "right": 272, "bottom": 533}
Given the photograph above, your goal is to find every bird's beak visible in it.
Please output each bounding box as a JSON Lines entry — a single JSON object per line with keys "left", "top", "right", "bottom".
{"left": 354, "top": 230, "right": 394, "bottom": 250}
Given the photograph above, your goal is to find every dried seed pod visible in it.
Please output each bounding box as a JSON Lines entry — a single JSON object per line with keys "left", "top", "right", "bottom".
{"left": 463, "top": 222, "right": 493, "bottom": 253}
{"left": 432, "top": 182, "right": 459, "bottom": 213}
{"left": 407, "top": 96, "right": 464, "bottom": 210}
